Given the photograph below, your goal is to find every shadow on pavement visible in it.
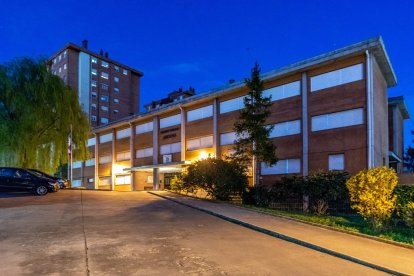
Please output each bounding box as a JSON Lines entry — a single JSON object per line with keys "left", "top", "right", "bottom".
{"left": 0, "top": 191, "right": 34, "bottom": 198}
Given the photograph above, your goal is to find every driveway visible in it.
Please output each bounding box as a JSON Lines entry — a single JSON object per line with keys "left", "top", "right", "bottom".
{"left": 0, "top": 190, "right": 387, "bottom": 275}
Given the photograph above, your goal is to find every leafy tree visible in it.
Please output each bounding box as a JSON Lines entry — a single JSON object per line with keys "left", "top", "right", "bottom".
{"left": 233, "top": 62, "right": 277, "bottom": 185}
{"left": 0, "top": 57, "right": 90, "bottom": 174}
{"left": 404, "top": 146, "right": 414, "bottom": 172}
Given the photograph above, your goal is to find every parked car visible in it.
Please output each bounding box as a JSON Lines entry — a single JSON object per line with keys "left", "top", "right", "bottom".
{"left": 28, "top": 169, "right": 68, "bottom": 189}
{"left": 0, "top": 167, "right": 59, "bottom": 195}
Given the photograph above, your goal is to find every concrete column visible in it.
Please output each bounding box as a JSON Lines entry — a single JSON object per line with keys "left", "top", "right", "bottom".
{"left": 153, "top": 168, "right": 159, "bottom": 190}
{"left": 111, "top": 129, "right": 116, "bottom": 191}
{"left": 153, "top": 116, "right": 159, "bottom": 164}
{"left": 94, "top": 133, "right": 99, "bottom": 190}
{"left": 301, "top": 72, "right": 308, "bottom": 177}
{"left": 213, "top": 98, "right": 219, "bottom": 158}
{"left": 130, "top": 123, "right": 135, "bottom": 191}
{"left": 366, "top": 51, "right": 374, "bottom": 169}
{"left": 180, "top": 107, "right": 186, "bottom": 161}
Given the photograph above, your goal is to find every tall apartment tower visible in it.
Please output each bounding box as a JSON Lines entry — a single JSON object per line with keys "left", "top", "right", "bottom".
{"left": 48, "top": 40, "right": 143, "bottom": 127}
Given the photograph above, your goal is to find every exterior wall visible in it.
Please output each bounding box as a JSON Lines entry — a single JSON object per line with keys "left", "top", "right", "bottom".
{"left": 372, "top": 56, "right": 389, "bottom": 167}
{"left": 389, "top": 106, "right": 405, "bottom": 173}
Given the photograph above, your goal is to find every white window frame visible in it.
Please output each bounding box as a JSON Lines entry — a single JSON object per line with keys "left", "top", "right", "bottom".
{"left": 160, "top": 114, "right": 181, "bottom": 128}
{"left": 187, "top": 105, "right": 213, "bottom": 122}
{"left": 311, "top": 108, "right": 364, "bottom": 132}
{"left": 311, "top": 64, "right": 363, "bottom": 92}
{"left": 136, "top": 121, "right": 154, "bottom": 134}
{"left": 136, "top": 147, "right": 153, "bottom": 158}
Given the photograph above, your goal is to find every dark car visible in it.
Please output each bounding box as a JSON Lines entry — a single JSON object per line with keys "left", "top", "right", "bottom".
{"left": 0, "top": 167, "right": 59, "bottom": 195}
{"left": 28, "top": 169, "right": 68, "bottom": 189}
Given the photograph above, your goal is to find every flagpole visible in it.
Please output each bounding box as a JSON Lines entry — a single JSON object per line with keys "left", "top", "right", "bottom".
{"left": 70, "top": 124, "right": 73, "bottom": 188}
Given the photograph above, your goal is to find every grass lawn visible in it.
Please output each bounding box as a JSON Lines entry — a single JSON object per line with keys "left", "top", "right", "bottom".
{"left": 240, "top": 205, "right": 414, "bottom": 245}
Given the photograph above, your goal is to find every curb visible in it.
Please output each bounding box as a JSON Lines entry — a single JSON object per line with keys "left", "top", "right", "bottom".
{"left": 149, "top": 191, "right": 408, "bottom": 276}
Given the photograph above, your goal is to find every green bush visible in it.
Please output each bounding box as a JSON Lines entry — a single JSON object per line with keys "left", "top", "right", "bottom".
{"left": 182, "top": 157, "right": 248, "bottom": 200}
{"left": 404, "top": 202, "right": 414, "bottom": 227}
{"left": 304, "top": 170, "right": 350, "bottom": 203}
{"left": 394, "top": 185, "right": 414, "bottom": 216}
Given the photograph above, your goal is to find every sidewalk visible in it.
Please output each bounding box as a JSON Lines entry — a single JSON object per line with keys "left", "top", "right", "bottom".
{"left": 150, "top": 191, "right": 414, "bottom": 276}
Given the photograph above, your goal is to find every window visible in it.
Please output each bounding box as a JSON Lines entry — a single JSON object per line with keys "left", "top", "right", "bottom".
{"left": 160, "top": 142, "right": 181, "bottom": 155}
{"left": 113, "top": 109, "right": 119, "bottom": 114}
{"left": 91, "top": 92, "right": 97, "bottom": 98}
{"left": 220, "top": 132, "right": 237, "bottom": 146}
{"left": 263, "top": 81, "right": 300, "bottom": 101}
{"left": 100, "top": 117, "right": 109, "bottom": 124}
{"left": 91, "top": 57, "right": 98, "bottom": 64}
{"left": 261, "top": 159, "right": 301, "bottom": 175}
{"left": 101, "top": 83, "right": 109, "bottom": 90}
{"left": 72, "top": 179, "right": 82, "bottom": 187}
{"left": 187, "top": 136, "right": 213, "bottom": 150}
{"left": 59, "top": 67, "right": 62, "bottom": 73}
{"left": 136, "top": 121, "right": 153, "bottom": 134}
{"left": 311, "top": 108, "right": 364, "bottom": 132}
{"left": 116, "top": 128, "right": 130, "bottom": 139}
{"left": 269, "top": 120, "right": 301, "bottom": 138}
{"left": 114, "top": 77, "right": 119, "bottom": 83}
{"left": 91, "top": 68, "right": 97, "bottom": 75}
{"left": 91, "top": 115, "right": 97, "bottom": 122}
{"left": 53, "top": 58, "right": 56, "bottom": 64}
{"left": 59, "top": 54, "right": 62, "bottom": 61}
{"left": 329, "top": 154, "right": 345, "bottom": 170}
{"left": 99, "top": 133, "right": 112, "bottom": 143}
{"left": 116, "top": 151, "right": 131, "bottom": 161}
{"left": 87, "top": 137, "right": 96, "bottom": 147}
{"left": 63, "top": 50, "right": 67, "bottom": 58}
{"left": 91, "top": 80, "right": 97, "bottom": 87}
{"left": 220, "top": 96, "right": 246, "bottom": 114}
{"left": 311, "top": 64, "right": 363, "bottom": 92}
{"left": 187, "top": 105, "right": 213, "bottom": 122}
{"left": 101, "top": 106, "right": 108, "bottom": 112}
{"left": 101, "top": 72, "right": 109, "bottom": 79}
{"left": 136, "top": 147, "right": 153, "bottom": 158}
{"left": 114, "top": 98, "right": 119, "bottom": 104}
{"left": 85, "top": 158, "right": 95, "bottom": 166}
{"left": 100, "top": 96, "right": 109, "bottom": 102}
{"left": 99, "top": 177, "right": 111, "bottom": 186}
{"left": 116, "top": 175, "right": 131, "bottom": 185}
{"left": 160, "top": 114, "right": 181, "bottom": 128}
{"left": 73, "top": 161, "right": 82, "bottom": 169}
{"left": 99, "top": 155, "right": 112, "bottom": 164}
{"left": 88, "top": 178, "right": 94, "bottom": 183}
{"left": 123, "top": 69, "right": 128, "bottom": 75}
{"left": 101, "top": 61, "right": 109, "bottom": 68}
{"left": 114, "top": 87, "right": 119, "bottom": 94}
{"left": 114, "top": 65, "right": 119, "bottom": 72}
{"left": 63, "top": 64, "right": 67, "bottom": 70}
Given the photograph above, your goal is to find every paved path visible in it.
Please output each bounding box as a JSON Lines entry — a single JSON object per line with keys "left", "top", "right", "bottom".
{"left": 152, "top": 191, "right": 414, "bottom": 276}
{"left": 0, "top": 190, "right": 391, "bottom": 275}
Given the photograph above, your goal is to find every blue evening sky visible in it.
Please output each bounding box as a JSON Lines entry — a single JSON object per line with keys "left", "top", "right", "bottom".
{"left": 0, "top": 0, "right": 413, "bottom": 148}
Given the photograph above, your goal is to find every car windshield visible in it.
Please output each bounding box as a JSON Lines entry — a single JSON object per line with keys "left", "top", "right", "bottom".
{"left": 30, "top": 170, "right": 42, "bottom": 177}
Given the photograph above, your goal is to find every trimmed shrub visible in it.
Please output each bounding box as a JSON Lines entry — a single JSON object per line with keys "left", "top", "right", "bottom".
{"left": 394, "top": 185, "right": 414, "bottom": 217}
{"left": 346, "top": 167, "right": 398, "bottom": 229}
{"left": 182, "top": 157, "right": 248, "bottom": 200}
{"left": 404, "top": 202, "right": 414, "bottom": 227}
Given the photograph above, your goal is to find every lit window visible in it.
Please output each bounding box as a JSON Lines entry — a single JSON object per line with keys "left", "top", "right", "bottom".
{"left": 329, "top": 154, "right": 345, "bottom": 170}
{"left": 91, "top": 80, "right": 97, "bottom": 87}
{"left": 116, "top": 151, "right": 131, "bottom": 161}
{"left": 123, "top": 69, "right": 128, "bottom": 75}
{"left": 100, "top": 96, "right": 109, "bottom": 102}
{"left": 114, "top": 98, "right": 119, "bottom": 104}
{"left": 187, "top": 136, "right": 213, "bottom": 151}
{"left": 100, "top": 117, "right": 109, "bottom": 124}
{"left": 101, "top": 72, "right": 109, "bottom": 79}
{"left": 114, "top": 87, "right": 119, "bottom": 94}
{"left": 114, "top": 77, "right": 119, "bottom": 83}
{"left": 101, "top": 61, "right": 109, "bottom": 68}
{"left": 63, "top": 64, "right": 67, "bottom": 70}
{"left": 91, "top": 57, "right": 98, "bottom": 64}
{"left": 101, "top": 106, "right": 108, "bottom": 112}
{"left": 101, "top": 83, "right": 109, "bottom": 90}
{"left": 114, "top": 65, "right": 119, "bottom": 72}
{"left": 99, "top": 155, "right": 112, "bottom": 164}
{"left": 91, "top": 69, "right": 97, "bottom": 75}
{"left": 116, "top": 175, "right": 131, "bottom": 185}
{"left": 136, "top": 147, "right": 153, "bottom": 158}
{"left": 91, "top": 115, "right": 97, "bottom": 122}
